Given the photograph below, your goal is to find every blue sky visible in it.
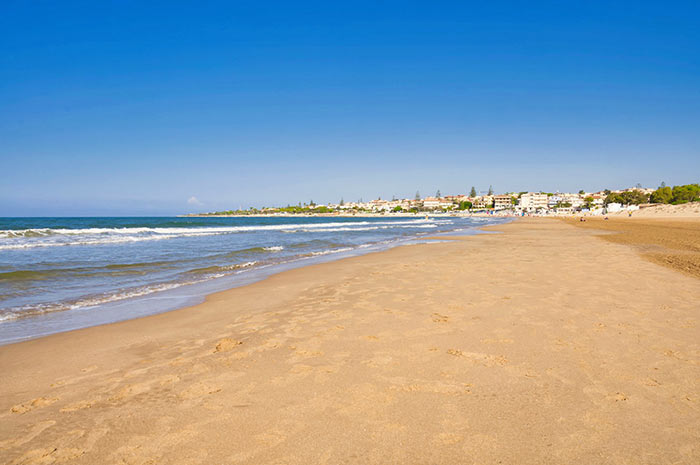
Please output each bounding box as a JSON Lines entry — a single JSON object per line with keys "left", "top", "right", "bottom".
{"left": 1, "top": 1, "right": 699, "bottom": 215}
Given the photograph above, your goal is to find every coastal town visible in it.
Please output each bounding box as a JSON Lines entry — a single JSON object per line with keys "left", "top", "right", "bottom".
{"left": 195, "top": 183, "right": 700, "bottom": 216}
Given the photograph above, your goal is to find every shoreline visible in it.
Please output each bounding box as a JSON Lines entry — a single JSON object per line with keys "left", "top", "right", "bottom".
{"left": 179, "top": 212, "right": 518, "bottom": 218}
{"left": 2, "top": 218, "right": 698, "bottom": 464}
{"left": 0, "top": 220, "right": 511, "bottom": 346}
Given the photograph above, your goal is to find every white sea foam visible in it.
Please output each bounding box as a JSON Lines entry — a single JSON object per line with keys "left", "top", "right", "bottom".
{"left": 0, "top": 219, "right": 439, "bottom": 238}
{"left": 229, "top": 261, "right": 257, "bottom": 269}
{"left": 0, "top": 281, "right": 197, "bottom": 322}
{"left": 0, "top": 220, "right": 447, "bottom": 249}
{"left": 310, "top": 247, "right": 355, "bottom": 256}
{"left": 0, "top": 258, "right": 268, "bottom": 323}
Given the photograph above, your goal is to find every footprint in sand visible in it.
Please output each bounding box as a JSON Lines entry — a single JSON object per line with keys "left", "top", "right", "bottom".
{"left": 81, "top": 364, "right": 98, "bottom": 373}
{"left": 60, "top": 399, "right": 98, "bottom": 413}
{"left": 103, "top": 378, "right": 161, "bottom": 404}
{"left": 290, "top": 347, "right": 324, "bottom": 358}
{"left": 432, "top": 313, "right": 449, "bottom": 323}
{"left": 213, "top": 338, "right": 243, "bottom": 353}
{"left": 10, "top": 397, "right": 58, "bottom": 414}
{"left": 7, "top": 446, "right": 85, "bottom": 464}
{"left": 179, "top": 382, "right": 223, "bottom": 400}
{"left": 445, "top": 349, "right": 508, "bottom": 367}
{"left": 607, "top": 392, "right": 628, "bottom": 402}
{"left": 663, "top": 349, "right": 688, "bottom": 361}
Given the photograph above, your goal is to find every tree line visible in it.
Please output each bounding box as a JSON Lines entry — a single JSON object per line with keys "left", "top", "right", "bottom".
{"left": 604, "top": 183, "right": 700, "bottom": 206}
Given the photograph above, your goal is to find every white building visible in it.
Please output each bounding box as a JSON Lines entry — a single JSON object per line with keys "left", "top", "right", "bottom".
{"left": 422, "top": 197, "right": 455, "bottom": 210}
{"left": 548, "top": 193, "right": 584, "bottom": 209}
{"left": 472, "top": 196, "right": 494, "bottom": 209}
{"left": 422, "top": 197, "right": 441, "bottom": 209}
{"left": 606, "top": 203, "right": 622, "bottom": 213}
{"left": 519, "top": 192, "right": 548, "bottom": 211}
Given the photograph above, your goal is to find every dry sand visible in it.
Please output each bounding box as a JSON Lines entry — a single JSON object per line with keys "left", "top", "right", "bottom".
{"left": 613, "top": 202, "right": 700, "bottom": 218}
{"left": 562, "top": 216, "right": 700, "bottom": 279}
{"left": 1, "top": 219, "right": 699, "bottom": 464}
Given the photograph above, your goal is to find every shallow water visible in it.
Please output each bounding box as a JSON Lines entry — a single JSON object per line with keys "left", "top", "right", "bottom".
{"left": 0, "top": 215, "right": 508, "bottom": 343}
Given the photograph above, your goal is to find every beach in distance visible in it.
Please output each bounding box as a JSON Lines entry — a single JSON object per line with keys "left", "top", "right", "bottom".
{"left": 1, "top": 216, "right": 699, "bottom": 464}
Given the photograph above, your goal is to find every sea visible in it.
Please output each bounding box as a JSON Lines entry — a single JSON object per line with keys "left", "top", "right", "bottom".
{"left": 0, "top": 215, "right": 509, "bottom": 344}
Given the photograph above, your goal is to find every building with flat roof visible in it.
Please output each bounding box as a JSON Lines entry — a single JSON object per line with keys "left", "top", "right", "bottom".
{"left": 472, "top": 196, "right": 494, "bottom": 209}
{"left": 519, "top": 192, "right": 548, "bottom": 211}
{"left": 493, "top": 195, "right": 513, "bottom": 210}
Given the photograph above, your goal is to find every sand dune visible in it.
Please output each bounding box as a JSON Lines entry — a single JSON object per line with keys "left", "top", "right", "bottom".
{"left": 1, "top": 219, "right": 699, "bottom": 464}
{"left": 611, "top": 202, "right": 700, "bottom": 218}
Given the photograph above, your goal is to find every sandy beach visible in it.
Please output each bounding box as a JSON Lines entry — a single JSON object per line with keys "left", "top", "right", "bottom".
{"left": 561, "top": 216, "right": 700, "bottom": 279}
{"left": 1, "top": 218, "right": 699, "bottom": 464}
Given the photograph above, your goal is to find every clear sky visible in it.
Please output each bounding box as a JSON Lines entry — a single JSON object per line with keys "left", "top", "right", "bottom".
{"left": 2, "top": 1, "right": 699, "bottom": 215}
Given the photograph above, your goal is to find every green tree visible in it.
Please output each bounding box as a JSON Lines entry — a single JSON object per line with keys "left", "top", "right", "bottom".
{"left": 458, "top": 201, "right": 473, "bottom": 210}
{"left": 578, "top": 189, "right": 585, "bottom": 195}
{"left": 650, "top": 186, "right": 672, "bottom": 204}
{"left": 339, "top": 198, "right": 344, "bottom": 206}
{"left": 607, "top": 190, "right": 649, "bottom": 206}
{"left": 488, "top": 185, "right": 493, "bottom": 195}
{"left": 392, "top": 205, "right": 403, "bottom": 212}
{"left": 415, "top": 191, "right": 421, "bottom": 201}
{"left": 470, "top": 186, "right": 477, "bottom": 197}
{"left": 621, "top": 190, "right": 649, "bottom": 205}
{"left": 436, "top": 189, "right": 441, "bottom": 198}
{"left": 671, "top": 184, "right": 700, "bottom": 204}
{"left": 604, "top": 192, "right": 623, "bottom": 205}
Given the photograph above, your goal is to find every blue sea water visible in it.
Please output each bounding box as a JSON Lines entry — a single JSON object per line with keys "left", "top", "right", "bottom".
{"left": 0, "top": 216, "right": 507, "bottom": 343}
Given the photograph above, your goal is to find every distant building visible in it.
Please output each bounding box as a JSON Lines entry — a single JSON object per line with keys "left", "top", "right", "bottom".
{"left": 472, "top": 196, "right": 494, "bottom": 209}
{"left": 493, "top": 195, "right": 513, "bottom": 210}
{"left": 422, "top": 197, "right": 454, "bottom": 210}
{"left": 548, "top": 193, "right": 583, "bottom": 209}
{"left": 606, "top": 203, "right": 622, "bottom": 213}
{"left": 422, "top": 197, "right": 441, "bottom": 209}
{"left": 519, "top": 192, "right": 548, "bottom": 211}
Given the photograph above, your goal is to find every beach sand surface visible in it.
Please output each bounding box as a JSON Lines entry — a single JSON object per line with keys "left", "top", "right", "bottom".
{"left": 613, "top": 202, "right": 700, "bottom": 218}
{"left": 562, "top": 216, "right": 700, "bottom": 279}
{"left": 1, "top": 219, "right": 699, "bottom": 464}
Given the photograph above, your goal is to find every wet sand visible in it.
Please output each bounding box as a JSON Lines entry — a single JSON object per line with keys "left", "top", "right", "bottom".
{"left": 1, "top": 218, "right": 699, "bottom": 464}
